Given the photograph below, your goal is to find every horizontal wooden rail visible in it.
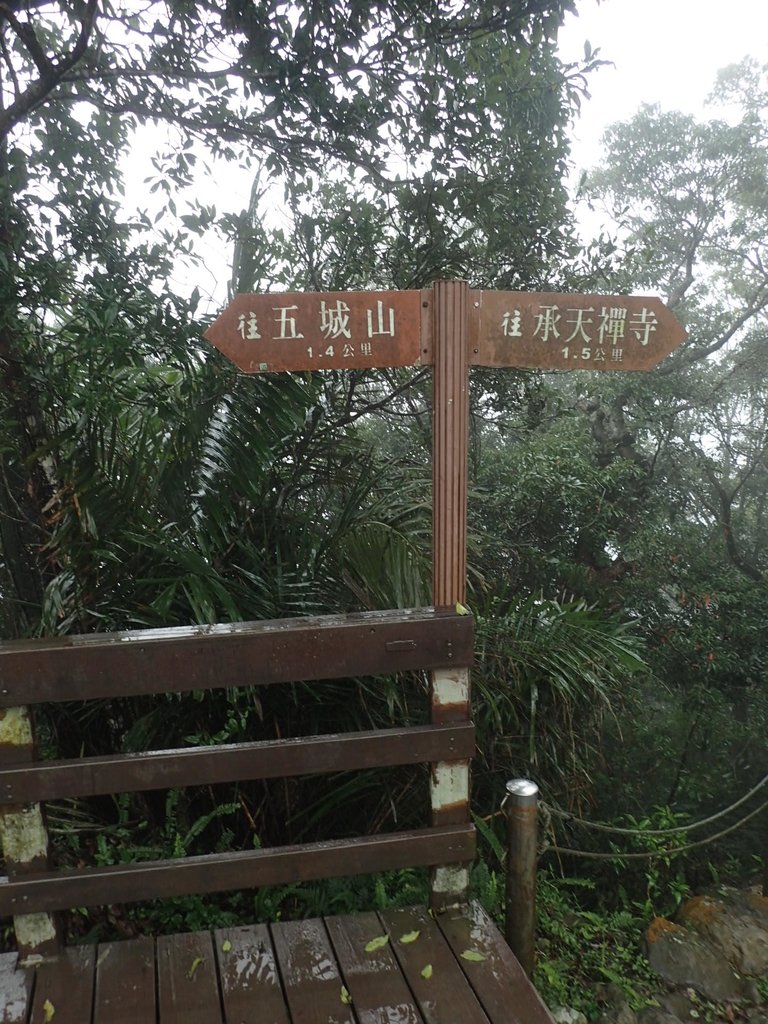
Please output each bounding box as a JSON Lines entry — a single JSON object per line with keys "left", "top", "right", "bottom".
{"left": 0, "top": 824, "right": 475, "bottom": 916}
{"left": 0, "top": 608, "right": 472, "bottom": 706}
{"left": 0, "top": 723, "right": 475, "bottom": 804}
{"left": 0, "top": 609, "right": 476, "bottom": 949}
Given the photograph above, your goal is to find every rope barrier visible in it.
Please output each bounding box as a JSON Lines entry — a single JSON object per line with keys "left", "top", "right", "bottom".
{"left": 539, "top": 796, "right": 768, "bottom": 862}
{"left": 541, "top": 770, "right": 768, "bottom": 837}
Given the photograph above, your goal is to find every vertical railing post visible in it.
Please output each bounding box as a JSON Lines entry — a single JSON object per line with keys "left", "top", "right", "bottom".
{"left": 502, "top": 778, "right": 539, "bottom": 978}
{"left": 429, "top": 279, "right": 472, "bottom": 911}
{"left": 0, "top": 706, "right": 60, "bottom": 960}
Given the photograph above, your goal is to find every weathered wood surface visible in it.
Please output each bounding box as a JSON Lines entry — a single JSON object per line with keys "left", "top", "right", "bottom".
{"left": 0, "top": 608, "right": 473, "bottom": 706}
{"left": 1, "top": 607, "right": 475, "bottom": 938}
{"left": 0, "top": 902, "right": 554, "bottom": 1024}
{"left": 0, "top": 826, "right": 475, "bottom": 917}
{"left": 0, "top": 723, "right": 475, "bottom": 805}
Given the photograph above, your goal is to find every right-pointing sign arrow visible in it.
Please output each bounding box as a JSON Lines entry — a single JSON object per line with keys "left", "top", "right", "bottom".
{"left": 470, "top": 291, "right": 687, "bottom": 371}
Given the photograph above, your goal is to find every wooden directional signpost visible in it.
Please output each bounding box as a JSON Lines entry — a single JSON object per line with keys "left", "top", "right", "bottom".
{"left": 205, "top": 279, "right": 686, "bottom": 909}
{"left": 205, "top": 280, "right": 687, "bottom": 608}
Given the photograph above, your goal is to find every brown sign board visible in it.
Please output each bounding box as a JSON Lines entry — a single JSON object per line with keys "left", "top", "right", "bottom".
{"left": 204, "top": 290, "right": 426, "bottom": 373}
{"left": 469, "top": 291, "right": 687, "bottom": 371}
{"left": 205, "top": 287, "right": 686, "bottom": 374}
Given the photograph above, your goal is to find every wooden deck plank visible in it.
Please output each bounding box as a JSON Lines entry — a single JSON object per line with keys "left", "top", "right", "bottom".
{"left": 0, "top": 952, "right": 32, "bottom": 1024}
{"left": 29, "top": 945, "right": 95, "bottom": 1024}
{"left": 271, "top": 918, "right": 355, "bottom": 1024}
{"left": 436, "top": 902, "right": 554, "bottom": 1024}
{"left": 157, "top": 931, "right": 223, "bottom": 1024}
{"left": 1, "top": 903, "right": 554, "bottom": 1024}
{"left": 92, "top": 937, "right": 156, "bottom": 1024}
{"left": 380, "top": 907, "right": 491, "bottom": 1024}
{"left": 214, "top": 924, "right": 290, "bottom": 1024}
{"left": 325, "top": 911, "right": 424, "bottom": 1024}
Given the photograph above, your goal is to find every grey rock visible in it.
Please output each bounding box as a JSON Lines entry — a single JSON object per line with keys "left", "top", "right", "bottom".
{"left": 654, "top": 990, "right": 700, "bottom": 1019}
{"left": 645, "top": 917, "right": 755, "bottom": 1004}
{"left": 551, "top": 1007, "right": 588, "bottom": 1024}
{"left": 595, "top": 1001, "right": 638, "bottom": 1024}
{"left": 614, "top": 1004, "right": 638, "bottom": 1024}
{"left": 677, "top": 891, "right": 768, "bottom": 976}
{"left": 636, "top": 1010, "right": 682, "bottom": 1024}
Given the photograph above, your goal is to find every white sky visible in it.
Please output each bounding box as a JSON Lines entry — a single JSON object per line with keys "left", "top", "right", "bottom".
{"left": 558, "top": 0, "right": 768, "bottom": 175}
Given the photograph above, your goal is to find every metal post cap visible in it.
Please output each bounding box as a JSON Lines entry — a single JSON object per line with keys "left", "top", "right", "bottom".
{"left": 503, "top": 778, "right": 539, "bottom": 808}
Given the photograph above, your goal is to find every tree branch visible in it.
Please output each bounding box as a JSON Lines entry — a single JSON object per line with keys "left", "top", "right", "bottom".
{"left": 701, "top": 461, "right": 764, "bottom": 581}
{"left": 2, "top": 4, "right": 52, "bottom": 77}
{"left": 657, "top": 286, "right": 768, "bottom": 374}
{"left": 0, "top": 0, "right": 98, "bottom": 139}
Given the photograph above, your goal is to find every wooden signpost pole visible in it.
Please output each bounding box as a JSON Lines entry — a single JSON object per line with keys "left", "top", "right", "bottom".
{"left": 432, "top": 279, "right": 470, "bottom": 609}
{"left": 429, "top": 280, "right": 473, "bottom": 908}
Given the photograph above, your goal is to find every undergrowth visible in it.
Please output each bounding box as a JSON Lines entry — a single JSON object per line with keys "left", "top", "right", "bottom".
{"left": 470, "top": 855, "right": 658, "bottom": 1019}
{"left": 533, "top": 873, "right": 656, "bottom": 1017}
{"left": 61, "top": 867, "right": 431, "bottom": 946}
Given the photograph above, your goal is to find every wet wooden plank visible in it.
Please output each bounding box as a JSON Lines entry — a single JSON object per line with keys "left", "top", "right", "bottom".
{"left": 0, "top": 825, "right": 475, "bottom": 917}
{"left": 92, "top": 937, "right": 156, "bottom": 1024}
{"left": 271, "top": 918, "right": 355, "bottom": 1024}
{"left": 325, "top": 911, "right": 423, "bottom": 1024}
{"left": 436, "top": 902, "right": 554, "bottom": 1024}
{"left": 0, "top": 952, "right": 32, "bottom": 1024}
{"left": 156, "top": 931, "right": 222, "bottom": 1024}
{"left": 214, "top": 924, "right": 289, "bottom": 1024}
{"left": 0, "top": 609, "right": 472, "bottom": 706}
{"left": 0, "top": 905, "right": 554, "bottom": 1024}
{"left": 0, "top": 723, "right": 475, "bottom": 804}
{"left": 29, "top": 945, "right": 95, "bottom": 1024}
{"left": 380, "top": 907, "right": 490, "bottom": 1024}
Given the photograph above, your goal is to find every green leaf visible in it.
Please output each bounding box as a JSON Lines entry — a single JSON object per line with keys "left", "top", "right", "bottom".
{"left": 460, "top": 949, "right": 487, "bottom": 962}
{"left": 221, "top": 939, "right": 232, "bottom": 953}
{"left": 399, "top": 930, "right": 420, "bottom": 944}
{"left": 340, "top": 985, "right": 352, "bottom": 1004}
{"left": 471, "top": 810, "right": 505, "bottom": 863}
{"left": 187, "top": 956, "right": 203, "bottom": 979}
{"left": 420, "top": 964, "right": 433, "bottom": 979}
{"left": 364, "top": 934, "right": 390, "bottom": 952}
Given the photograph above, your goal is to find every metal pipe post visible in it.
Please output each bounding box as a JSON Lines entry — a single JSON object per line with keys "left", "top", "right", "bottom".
{"left": 503, "top": 778, "right": 539, "bottom": 978}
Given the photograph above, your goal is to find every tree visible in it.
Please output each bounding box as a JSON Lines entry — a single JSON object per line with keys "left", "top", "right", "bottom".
{"left": 579, "top": 60, "right": 768, "bottom": 609}
{"left": 0, "top": 1, "right": 577, "bottom": 170}
{"left": 222, "top": 23, "right": 606, "bottom": 605}
{"left": 0, "top": 0, "right": 589, "bottom": 638}
{"left": 584, "top": 65, "right": 768, "bottom": 367}
{"left": 538, "top": 61, "right": 768, "bottom": 839}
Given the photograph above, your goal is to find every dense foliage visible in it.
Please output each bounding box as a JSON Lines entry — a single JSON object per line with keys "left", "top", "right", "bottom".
{"left": 1, "top": 3, "right": 766, "bottom": 1001}
{"left": 1, "top": 0, "right": 594, "bottom": 636}
{"left": 0, "top": 0, "right": 625, "bottom": 922}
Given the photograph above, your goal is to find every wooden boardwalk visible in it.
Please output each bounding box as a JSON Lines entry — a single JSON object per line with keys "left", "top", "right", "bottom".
{"left": 0, "top": 610, "right": 553, "bottom": 1023}
{"left": 1, "top": 902, "right": 553, "bottom": 1024}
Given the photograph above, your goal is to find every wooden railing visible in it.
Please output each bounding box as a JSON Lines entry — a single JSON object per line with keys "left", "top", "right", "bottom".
{"left": 0, "top": 608, "right": 475, "bottom": 954}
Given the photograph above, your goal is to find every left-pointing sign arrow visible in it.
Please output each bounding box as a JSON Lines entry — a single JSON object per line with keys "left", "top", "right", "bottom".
{"left": 204, "top": 290, "right": 426, "bottom": 373}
